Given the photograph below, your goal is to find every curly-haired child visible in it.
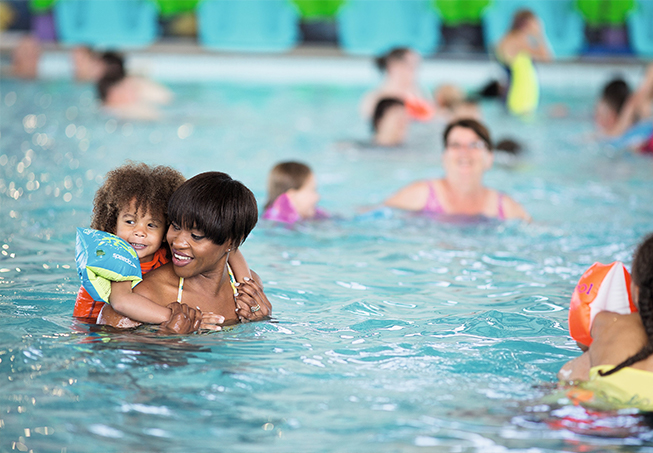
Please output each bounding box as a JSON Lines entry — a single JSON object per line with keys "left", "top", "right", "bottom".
{"left": 73, "top": 162, "right": 251, "bottom": 327}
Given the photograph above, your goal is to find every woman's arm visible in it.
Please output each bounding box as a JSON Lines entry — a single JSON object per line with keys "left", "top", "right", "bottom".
{"left": 384, "top": 181, "right": 429, "bottom": 211}
{"left": 502, "top": 195, "right": 532, "bottom": 222}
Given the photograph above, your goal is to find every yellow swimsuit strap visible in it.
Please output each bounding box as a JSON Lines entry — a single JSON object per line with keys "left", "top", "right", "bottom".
{"left": 226, "top": 263, "right": 238, "bottom": 297}
{"left": 176, "top": 265, "right": 236, "bottom": 305}
{"left": 177, "top": 277, "right": 184, "bottom": 303}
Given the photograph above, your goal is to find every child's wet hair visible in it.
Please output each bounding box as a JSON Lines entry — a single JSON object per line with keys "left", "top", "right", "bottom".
{"left": 90, "top": 161, "right": 186, "bottom": 234}
{"left": 600, "top": 233, "right": 653, "bottom": 376}
{"left": 264, "top": 162, "right": 313, "bottom": 210}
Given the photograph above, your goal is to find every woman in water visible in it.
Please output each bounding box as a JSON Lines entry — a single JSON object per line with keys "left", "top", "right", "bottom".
{"left": 98, "top": 172, "right": 271, "bottom": 329}
{"left": 359, "top": 47, "right": 431, "bottom": 119}
{"left": 384, "top": 118, "right": 530, "bottom": 221}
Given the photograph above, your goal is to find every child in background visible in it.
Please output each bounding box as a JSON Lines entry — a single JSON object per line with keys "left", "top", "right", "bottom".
{"left": 262, "top": 162, "right": 328, "bottom": 224}
{"left": 372, "top": 98, "right": 408, "bottom": 147}
{"left": 559, "top": 233, "right": 653, "bottom": 409}
{"left": 74, "top": 162, "right": 251, "bottom": 327}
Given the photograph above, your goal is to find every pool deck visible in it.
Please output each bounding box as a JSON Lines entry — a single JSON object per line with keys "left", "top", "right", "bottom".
{"left": 0, "top": 32, "right": 648, "bottom": 90}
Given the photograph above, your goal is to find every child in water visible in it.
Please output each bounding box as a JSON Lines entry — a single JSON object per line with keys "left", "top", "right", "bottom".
{"left": 262, "top": 162, "right": 327, "bottom": 224}
{"left": 559, "top": 233, "right": 653, "bottom": 409}
{"left": 73, "top": 162, "right": 251, "bottom": 328}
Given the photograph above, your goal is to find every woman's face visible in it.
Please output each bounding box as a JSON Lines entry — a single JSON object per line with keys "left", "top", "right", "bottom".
{"left": 288, "top": 173, "right": 320, "bottom": 219}
{"left": 166, "top": 222, "right": 231, "bottom": 279}
{"left": 442, "top": 126, "right": 493, "bottom": 180}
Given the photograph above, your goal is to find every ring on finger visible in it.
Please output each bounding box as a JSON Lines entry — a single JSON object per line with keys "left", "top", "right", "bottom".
{"left": 251, "top": 304, "right": 261, "bottom": 313}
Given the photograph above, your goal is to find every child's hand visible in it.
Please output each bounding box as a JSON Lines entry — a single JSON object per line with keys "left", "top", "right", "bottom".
{"left": 159, "top": 302, "right": 202, "bottom": 334}
{"left": 234, "top": 277, "right": 272, "bottom": 323}
{"left": 200, "top": 312, "right": 225, "bottom": 331}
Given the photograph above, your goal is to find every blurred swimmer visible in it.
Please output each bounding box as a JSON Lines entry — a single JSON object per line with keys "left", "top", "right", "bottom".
{"left": 263, "top": 162, "right": 328, "bottom": 224}
{"left": 496, "top": 9, "right": 551, "bottom": 115}
{"left": 72, "top": 47, "right": 125, "bottom": 82}
{"left": 97, "top": 69, "right": 173, "bottom": 120}
{"left": 10, "top": 35, "right": 41, "bottom": 79}
{"left": 360, "top": 47, "right": 432, "bottom": 120}
{"left": 596, "top": 65, "right": 653, "bottom": 147}
{"left": 494, "top": 138, "right": 524, "bottom": 168}
{"left": 433, "top": 84, "right": 465, "bottom": 118}
{"left": 372, "top": 97, "right": 409, "bottom": 147}
{"left": 384, "top": 118, "right": 530, "bottom": 221}
{"left": 496, "top": 9, "right": 551, "bottom": 65}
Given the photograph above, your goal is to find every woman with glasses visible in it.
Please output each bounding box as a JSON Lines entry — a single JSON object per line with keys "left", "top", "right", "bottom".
{"left": 383, "top": 118, "right": 530, "bottom": 221}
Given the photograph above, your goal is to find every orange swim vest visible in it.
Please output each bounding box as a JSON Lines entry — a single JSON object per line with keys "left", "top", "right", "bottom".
{"left": 404, "top": 97, "right": 434, "bottom": 121}
{"left": 73, "top": 247, "right": 169, "bottom": 322}
{"left": 568, "top": 261, "right": 636, "bottom": 346}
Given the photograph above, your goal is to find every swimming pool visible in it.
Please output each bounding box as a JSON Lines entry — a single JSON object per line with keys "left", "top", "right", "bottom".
{"left": 1, "top": 71, "right": 653, "bottom": 452}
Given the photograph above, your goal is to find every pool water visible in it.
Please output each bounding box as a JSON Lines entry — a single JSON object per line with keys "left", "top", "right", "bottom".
{"left": 1, "top": 78, "right": 653, "bottom": 452}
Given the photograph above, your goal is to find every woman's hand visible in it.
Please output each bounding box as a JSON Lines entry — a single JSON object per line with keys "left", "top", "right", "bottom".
{"left": 234, "top": 277, "right": 272, "bottom": 322}
{"left": 159, "top": 302, "right": 202, "bottom": 334}
{"left": 200, "top": 312, "right": 225, "bottom": 331}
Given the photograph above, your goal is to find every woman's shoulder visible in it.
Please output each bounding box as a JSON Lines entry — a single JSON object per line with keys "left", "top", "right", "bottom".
{"left": 136, "top": 263, "right": 177, "bottom": 297}
{"left": 384, "top": 179, "right": 435, "bottom": 211}
{"left": 496, "top": 191, "right": 531, "bottom": 221}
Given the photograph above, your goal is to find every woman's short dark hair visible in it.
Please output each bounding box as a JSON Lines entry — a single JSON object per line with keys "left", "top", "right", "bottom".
{"left": 375, "top": 47, "right": 411, "bottom": 71}
{"left": 372, "top": 97, "right": 405, "bottom": 131}
{"left": 168, "top": 172, "right": 258, "bottom": 247}
{"left": 443, "top": 118, "right": 493, "bottom": 151}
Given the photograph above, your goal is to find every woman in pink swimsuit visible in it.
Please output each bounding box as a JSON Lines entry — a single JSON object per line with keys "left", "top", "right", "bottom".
{"left": 384, "top": 118, "right": 530, "bottom": 221}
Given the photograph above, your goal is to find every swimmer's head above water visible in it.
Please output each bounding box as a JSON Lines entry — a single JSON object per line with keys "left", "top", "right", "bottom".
{"left": 91, "top": 162, "right": 186, "bottom": 262}
{"left": 375, "top": 47, "right": 420, "bottom": 86}
{"left": 168, "top": 172, "right": 258, "bottom": 249}
{"left": 264, "top": 162, "right": 320, "bottom": 220}
{"left": 372, "top": 97, "right": 408, "bottom": 147}
{"left": 595, "top": 78, "right": 631, "bottom": 133}
{"left": 73, "top": 47, "right": 125, "bottom": 82}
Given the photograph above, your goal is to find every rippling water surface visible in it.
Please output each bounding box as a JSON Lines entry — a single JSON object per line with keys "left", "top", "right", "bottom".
{"left": 1, "top": 78, "right": 653, "bottom": 452}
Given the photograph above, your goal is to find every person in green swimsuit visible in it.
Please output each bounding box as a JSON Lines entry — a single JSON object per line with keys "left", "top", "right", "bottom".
{"left": 559, "top": 233, "right": 653, "bottom": 409}
{"left": 99, "top": 172, "right": 271, "bottom": 331}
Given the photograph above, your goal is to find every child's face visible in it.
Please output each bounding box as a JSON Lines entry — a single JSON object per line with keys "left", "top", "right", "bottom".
{"left": 115, "top": 200, "right": 166, "bottom": 263}
{"left": 289, "top": 173, "right": 320, "bottom": 219}
{"left": 376, "top": 105, "right": 409, "bottom": 146}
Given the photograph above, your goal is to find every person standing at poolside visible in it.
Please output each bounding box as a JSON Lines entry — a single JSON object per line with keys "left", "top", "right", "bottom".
{"left": 495, "top": 9, "right": 551, "bottom": 115}
{"left": 496, "top": 9, "right": 551, "bottom": 66}
{"left": 384, "top": 118, "right": 530, "bottom": 221}
{"left": 98, "top": 172, "right": 271, "bottom": 328}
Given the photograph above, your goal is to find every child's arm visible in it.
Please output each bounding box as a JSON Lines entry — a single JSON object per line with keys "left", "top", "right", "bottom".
{"left": 109, "top": 281, "right": 172, "bottom": 324}
{"left": 228, "top": 249, "right": 252, "bottom": 283}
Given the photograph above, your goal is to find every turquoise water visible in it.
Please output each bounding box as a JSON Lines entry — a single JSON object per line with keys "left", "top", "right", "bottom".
{"left": 1, "top": 78, "right": 653, "bottom": 452}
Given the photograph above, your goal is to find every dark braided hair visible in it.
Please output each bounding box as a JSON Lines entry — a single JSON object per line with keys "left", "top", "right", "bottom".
{"left": 600, "top": 233, "right": 653, "bottom": 376}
